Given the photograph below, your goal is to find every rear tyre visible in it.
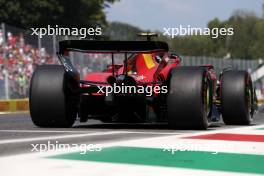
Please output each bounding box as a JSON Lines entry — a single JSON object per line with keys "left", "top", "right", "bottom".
{"left": 167, "top": 67, "right": 212, "bottom": 129}
{"left": 221, "top": 71, "right": 254, "bottom": 125}
{"left": 30, "top": 65, "right": 79, "bottom": 127}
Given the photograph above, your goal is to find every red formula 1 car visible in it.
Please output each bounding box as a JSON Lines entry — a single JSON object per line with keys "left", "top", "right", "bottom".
{"left": 29, "top": 35, "right": 257, "bottom": 129}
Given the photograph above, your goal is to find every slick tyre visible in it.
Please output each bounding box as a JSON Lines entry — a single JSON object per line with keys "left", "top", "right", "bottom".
{"left": 29, "top": 65, "right": 78, "bottom": 127}
{"left": 221, "top": 71, "right": 254, "bottom": 125}
{"left": 167, "top": 67, "right": 212, "bottom": 129}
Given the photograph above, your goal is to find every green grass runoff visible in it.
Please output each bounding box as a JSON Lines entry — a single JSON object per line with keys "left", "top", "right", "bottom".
{"left": 49, "top": 146, "right": 264, "bottom": 174}
{"left": 256, "top": 128, "right": 264, "bottom": 130}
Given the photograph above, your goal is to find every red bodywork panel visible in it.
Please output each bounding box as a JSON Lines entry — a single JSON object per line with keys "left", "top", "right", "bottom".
{"left": 82, "top": 53, "right": 216, "bottom": 97}
{"left": 84, "top": 72, "right": 112, "bottom": 83}
{"left": 84, "top": 53, "right": 180, "bottom": 85}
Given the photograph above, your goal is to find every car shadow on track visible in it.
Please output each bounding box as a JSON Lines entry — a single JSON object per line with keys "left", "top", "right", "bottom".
{"left": 73, "top": 123, "right": 219, "bottom": 131}
{"left": 74, "top": 123, "right": 170, "bottom": 130}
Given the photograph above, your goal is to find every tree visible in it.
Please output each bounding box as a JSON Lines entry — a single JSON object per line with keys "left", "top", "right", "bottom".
{"left": 169, "top": 10, "right": 264, "bottom": 59}
{"left": 171, "top": 35, "right": 213, "bottom": 56}
{"left": 0, "top": 0, "right": 118, "bottom": 28}
{"left": 106, "top": 22, "right": 143, "bottom": 40}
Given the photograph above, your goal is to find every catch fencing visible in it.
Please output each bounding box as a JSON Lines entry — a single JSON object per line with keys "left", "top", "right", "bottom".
{"left": 0, "top": 22, "right": 261, "bottom": 99}
{"left": 0, "top": 23, "right": 70, "bottom": 99}
{"left": 181, "top": 56, "right": 259, "bottom": 74}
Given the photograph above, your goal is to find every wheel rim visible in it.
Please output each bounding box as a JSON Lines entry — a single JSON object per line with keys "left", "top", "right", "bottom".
{"left": 246, "top": 85, "right": 252, "bottom": 120}
{"left": 203, "top": 79, "right": 210, "bottom": 118}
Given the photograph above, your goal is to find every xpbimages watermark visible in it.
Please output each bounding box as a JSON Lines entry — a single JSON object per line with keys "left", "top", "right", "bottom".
{"left": 162, "top": 142, "right": 242, "bottom": 155}
{"left": 97, "top": 83, "right": 168, "bottom": 96}
{"left": 30, "top": 141, "right": 102, "bottom": 154}
{"left": 30, "top": 25, "right": 102, "bottom": 38}
{"left": 163, "top": 25, "right": 234, "bottom": 39}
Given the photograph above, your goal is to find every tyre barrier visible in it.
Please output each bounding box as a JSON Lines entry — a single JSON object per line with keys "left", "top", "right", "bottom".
{"left": 0, "top": 99, "right": 29, "bottom": 112}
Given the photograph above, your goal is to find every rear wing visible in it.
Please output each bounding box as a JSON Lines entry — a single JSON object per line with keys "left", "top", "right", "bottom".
{"left": 58, "top": 40, "right": 169, "bottom": 54}
{"left": 57, "top": 40, "right": 169, "bottom": 86}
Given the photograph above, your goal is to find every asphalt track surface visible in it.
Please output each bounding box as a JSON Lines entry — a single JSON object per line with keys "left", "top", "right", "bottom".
{"left": 0, "top": 112, "right": 264, "bottom": 157}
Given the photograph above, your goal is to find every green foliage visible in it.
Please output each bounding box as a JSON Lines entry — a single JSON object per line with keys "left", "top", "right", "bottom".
{"left": 1, "top": 0, "right": 262, "bottom": 59}
{"left": 106, "top": 9, "right": 264, "bottom": 59}
{"left": 105, "top": 22, "right": 143, "bottom": 40}
{"left": 170, "top": 10, "right": 264, "bottom": 59}
{"left": 0, "top": 0, "right": 118, "bottom": 28}
{"left": 170, "top": 35, "right": 213, "bottom": 56}
{"left": 227, "top": 11, "right": 259, "bottom": 59}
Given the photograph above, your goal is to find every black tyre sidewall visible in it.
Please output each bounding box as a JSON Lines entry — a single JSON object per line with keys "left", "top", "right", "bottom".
{"left": 167, "top": 67, "right": 211, "bottom": 129}
{"left": 30, "top": 65, "right": 77, "bottom": 127}
{"left": 221, "top": 71, "right": 253, "bottom": 125}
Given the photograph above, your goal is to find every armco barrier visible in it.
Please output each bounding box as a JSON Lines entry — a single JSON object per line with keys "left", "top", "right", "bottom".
{"left": 0, "top": 99, "right": 29, "bottom": 112}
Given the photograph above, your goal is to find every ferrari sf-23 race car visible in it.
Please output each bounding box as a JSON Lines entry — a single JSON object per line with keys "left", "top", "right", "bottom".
{"left": 29, "top": 36, "right": 257, "bottom": 129}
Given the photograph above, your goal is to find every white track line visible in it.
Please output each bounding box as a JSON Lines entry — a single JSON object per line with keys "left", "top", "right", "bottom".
{"left": 0, "top": 111, "right": 28, "bottom": 115}
{"left": 114, "top": 131, "right": 182, "bottom": 135}
{"left": 1, "top": 124, "right": 263, "bottom": 148}
{"left": 0, "top": 129, "right": 182, "bottom": 135}
{"left": 0, "top": 130, "right": 99, "bottom": 133}
{"left": 0, "top": 130, "right": 181, "bottom": 145}
{"left": 1, "top": 156, "right": 255, "bottom": 176}
{"left": 0, "top": 131, "right": 123, "bottom": 145}
{"left": 0, "top": 124, "right": 264, "bottom": 160}
{"left": 5, "top": 124, "right": 264, "bottom": 157}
